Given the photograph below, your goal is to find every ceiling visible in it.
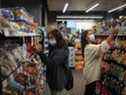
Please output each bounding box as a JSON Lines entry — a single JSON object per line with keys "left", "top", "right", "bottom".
{"left": 1, "top": 0, "right": 43, "bottom": 7}
{"left": 48, "top": 0, "right": 126, "bottom": 11}
{"left": 1, "top": 0, "right": 126, "bottom": 12}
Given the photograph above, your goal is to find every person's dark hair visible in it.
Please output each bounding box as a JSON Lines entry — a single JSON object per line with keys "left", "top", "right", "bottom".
{"left": 48, "top": 29, "right": 66, "bottom": 48}
{"left": 81, "top": 30, "right": 89, "bottom": 57}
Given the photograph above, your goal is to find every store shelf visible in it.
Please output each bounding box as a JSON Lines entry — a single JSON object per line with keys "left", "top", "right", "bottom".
{"left": 4, "top": 32, "right": 41, "bottom": 37}
{"left": 95, "top": 34, "right": 126, "bottom": 37}
{"left": 1, "top": 63, "right": 21, "bottom": 82}
{"left": 0, "top": 7, "right": 45, "bottom": 95}
{"left": 104, "top": 59, "right": 126, "bottom": 69}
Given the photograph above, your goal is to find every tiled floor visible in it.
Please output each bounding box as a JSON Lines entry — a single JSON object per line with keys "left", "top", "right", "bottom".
{"left": 45, "top": 70, "right": 126, "bottom": 95}
{"left": 44, "top": 70, "right": 85, "bottom": 95}
{"left": 71, "top": 70, "right": 85, "bottom": 95}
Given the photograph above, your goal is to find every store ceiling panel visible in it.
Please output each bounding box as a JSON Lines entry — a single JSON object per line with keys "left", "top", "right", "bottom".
{"left": 1, "top": 0, "right": 42, "bottom": 7}
{"left": 48, "top": 0, "right": 126, "bottom": 11}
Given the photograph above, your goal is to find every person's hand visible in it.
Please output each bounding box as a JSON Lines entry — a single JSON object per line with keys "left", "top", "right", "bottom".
{"left": 106, "top": 36, "right": 115, "bottom": 46}
{"left": 111, "top": 28, "right": 119, "bottom": 40}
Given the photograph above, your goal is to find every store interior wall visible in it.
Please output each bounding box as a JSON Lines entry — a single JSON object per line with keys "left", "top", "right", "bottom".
{"left": 47, "top": 11, "right": 108, "bottom": 24}
{"left": 48, "top": 9, "right": 126, "bottom": 25}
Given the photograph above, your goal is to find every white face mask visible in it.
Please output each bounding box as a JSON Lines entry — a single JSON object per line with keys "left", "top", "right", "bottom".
{"left": 49, "top": 39, "right": 56, "bottom": 45}
{"left": 88, "top": 34, "right": 95, "bottom": 42}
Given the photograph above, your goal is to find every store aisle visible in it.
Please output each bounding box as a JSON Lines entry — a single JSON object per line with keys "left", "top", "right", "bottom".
{"left": 44, "top": 70, "right": 85, "bottom": 95}
{"left": 71, "top": 70, "right": 85, "bottom": 95}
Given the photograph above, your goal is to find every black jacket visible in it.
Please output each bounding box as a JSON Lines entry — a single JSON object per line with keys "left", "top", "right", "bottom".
{"left": 46, "top": 47, "right": 69, "bottom": 91}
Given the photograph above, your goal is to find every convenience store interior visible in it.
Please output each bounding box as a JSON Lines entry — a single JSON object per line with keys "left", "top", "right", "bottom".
{"left": 0, "top": 0, "right": 126, "bottom": 95}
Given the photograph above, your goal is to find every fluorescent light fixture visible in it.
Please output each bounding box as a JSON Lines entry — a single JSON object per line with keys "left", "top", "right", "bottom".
{"left": 63, "top": 3, "right": 69, "bottom": 13}
{"left": 108, "top": 4, "right": 126, "bottom": 13}
{"left": 56, "top": 19, "right": 65, "bottom": 21}
{"left": 86, "top": 3, "right": 100, "bottom": 13}
{"left": 57, "top": 16, "right": 103, "bottom": 19}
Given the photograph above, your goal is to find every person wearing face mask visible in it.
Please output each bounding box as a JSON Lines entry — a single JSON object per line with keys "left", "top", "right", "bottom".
{"left": 81, "top": 30, "right": 115, "bottom": 95}
{"left": 46, "top": 29, "right": 71, "bottom": 95}
{"left": 48, "top": 37, "right": 57, "bottom": 55}
{"left": 88, "top": 33, "right": 96, "bottom": 43}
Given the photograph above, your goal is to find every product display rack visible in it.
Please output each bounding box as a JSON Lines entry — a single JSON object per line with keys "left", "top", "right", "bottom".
{"left": 4, "top": 32, "right": 40, "bottom": 37}
{"left": 95, "top": 34, "right": 126, "bottom": 40}
{"left": 101, "top": 47, "right": 126, "bottom": 95}
{"left": 0, "top": 65, "right": 3, "bottom": 95}
{"left": 74, "top": 41, "right": 84, "bottom": 70}
{"left": 0, "top": 35, "right": 46, "bottom": 95}
{"left": 0, "top": 7, "right": 46, "bottom": 95}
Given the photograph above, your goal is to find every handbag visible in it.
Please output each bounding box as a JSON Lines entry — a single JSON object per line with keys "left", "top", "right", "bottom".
{"left": 95, "top": 81, "right": 112, "bottom": 95}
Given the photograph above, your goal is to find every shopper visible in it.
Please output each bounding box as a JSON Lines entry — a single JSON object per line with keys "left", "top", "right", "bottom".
{"left": 82, "top": 30, "right": 115, "bottom": 95}
{"left": 46, "top": 29, "right": 70, "bottom": 95}
{"left": 81, "top": 30, "right": 85, "bottom": 58}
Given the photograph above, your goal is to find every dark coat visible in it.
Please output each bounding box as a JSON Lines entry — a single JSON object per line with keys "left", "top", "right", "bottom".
{"left": 46, "top": 47, "right": 69, "bottom": 91}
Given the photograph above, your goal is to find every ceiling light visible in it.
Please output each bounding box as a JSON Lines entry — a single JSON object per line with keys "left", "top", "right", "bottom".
{"left": 108, "top": 4, "right": 126, "bottom": 13}
{"left": 63, "top": 3, "right": 69, "bottom": 13}
{"left": 57, "top": 16, "right": 103, "bottom": 19}
{"left": 86, "top": 3, "right": 100, "bottom": 13}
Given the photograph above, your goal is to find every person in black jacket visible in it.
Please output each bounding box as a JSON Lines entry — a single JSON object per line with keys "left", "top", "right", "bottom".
{"left": 47, "top": 29, "right": 70, "bottom": 95}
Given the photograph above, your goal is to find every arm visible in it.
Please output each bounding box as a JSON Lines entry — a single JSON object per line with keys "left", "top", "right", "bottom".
{"left": 95, "top": 33, "right": 117, "bottom": 58}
